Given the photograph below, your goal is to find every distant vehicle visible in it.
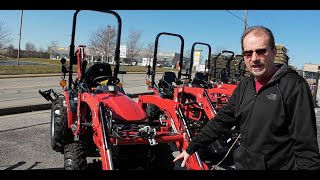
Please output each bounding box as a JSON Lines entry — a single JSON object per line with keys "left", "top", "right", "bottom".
{"left": 156, "top": 63, "right": 163, "bottom": 67}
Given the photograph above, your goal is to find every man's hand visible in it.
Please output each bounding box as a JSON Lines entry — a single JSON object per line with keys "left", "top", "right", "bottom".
{"left": 173, "top": 150, "right": 191, "bottom": 167}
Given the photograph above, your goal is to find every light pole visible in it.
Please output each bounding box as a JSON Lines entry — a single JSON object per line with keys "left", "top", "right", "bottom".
{"left": 314, "top": 66, "right": 320, "bottom": 107}
{"left": 107, "top": 25, "right": 111, "bottom": 63}
{"left": 244, "top": 10, "right": 248, "bottom": 33}
{"left": 17, "top": 10, "right": 23, "bottom": 65}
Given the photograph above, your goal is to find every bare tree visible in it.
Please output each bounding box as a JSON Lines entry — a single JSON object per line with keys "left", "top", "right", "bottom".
{"left": 126, "top": 28, "right": 143, "bottom": 65}
{"left": 184, "top": 48, "right": 192, "bottom": 58}
{"left": 25, "top": 42, "right": 37, "bottom": 52}
{"left": 144, "top": 42, "right": 154, "bottom": 66}
{"left": 47, "top": 41, "right": 59, "bottom": 55}
{"left": 8, "top": 44, "right": 14, "bottom": 49}
{"left": 38, "top": 46, "right": 45, "bottom": 52}
{"left": 214, "top": 46, "right": 226, "bottom": 54}
{"left": 89, "top": 26, "right": 116, "bottom": 63}
{"left": 0, "top": 22, "right": 12, "bottom": 50}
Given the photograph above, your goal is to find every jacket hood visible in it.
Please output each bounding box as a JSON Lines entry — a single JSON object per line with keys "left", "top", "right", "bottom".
{"left": 271, "top": 64, "right": 297, "bottom": 82}
{"left": 248, "top": 64, "right": 297, "bottom": 84}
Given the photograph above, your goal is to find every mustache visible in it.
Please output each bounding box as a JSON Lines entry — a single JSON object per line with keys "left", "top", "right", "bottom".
{"left": 251, "top": 61, "right": 263, "bottom": 66}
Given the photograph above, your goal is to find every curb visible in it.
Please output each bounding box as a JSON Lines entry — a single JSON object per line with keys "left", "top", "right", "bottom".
{"left": 0, "top": 72, "right": 148, "bottom": 79}
{"left": 0, "top": 103, "right": 52, "bottom": 116}
{"left": 0, "top": 92, "right": 155, "bottom": 116}
{"left": 0, "top": 74, "right": 61, "bottom": 79}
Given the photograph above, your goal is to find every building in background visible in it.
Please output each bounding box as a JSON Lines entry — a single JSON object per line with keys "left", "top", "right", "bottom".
{"left": 193, "top": 48, "right": 202, "bottom": 71}
{"left": 301, "top": 63, "right": 320, "bottom": 85}
{"left": 275, "top": 44, "right": 289, "bottom": 65}
{"left": 50, "top": 47, "right": 69, "bottom": 60}
{"left": 141, "top": 51, "right": 190, "bottom": 68}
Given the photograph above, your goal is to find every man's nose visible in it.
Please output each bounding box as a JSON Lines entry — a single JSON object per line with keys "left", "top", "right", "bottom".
{"left": 251, "top": 52, "right": 259, "bottom": 61}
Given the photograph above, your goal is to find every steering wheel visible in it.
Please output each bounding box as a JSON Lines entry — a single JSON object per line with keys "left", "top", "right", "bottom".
{"left": 192, "top": 79, "right": 208, "bottom": 88}
{"left": 92, "top": 76, "right": 120, "bottom": 85}
{"left": 176, "top": 77, "right": 190, "bottom": 86}
{"left": 160, "top": 79, "right": 173, "bottom": 88}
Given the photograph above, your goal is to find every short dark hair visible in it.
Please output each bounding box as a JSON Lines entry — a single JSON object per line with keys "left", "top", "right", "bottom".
{"left": 241, "top": 26, "right": 275, "bottom": 51}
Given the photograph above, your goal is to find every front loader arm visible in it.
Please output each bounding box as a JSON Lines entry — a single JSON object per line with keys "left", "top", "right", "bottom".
{"left": 138, "top": 95, "right": 209, "bottom": 170}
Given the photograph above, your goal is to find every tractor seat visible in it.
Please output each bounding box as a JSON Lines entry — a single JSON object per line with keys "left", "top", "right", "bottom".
{"left": 220, "top": 68, "right": 228, "bottom": 83}
{"left": 193, "top": 72, "right": 207, "bottom": 82}
{"left": 83, "top": 63, "right": 112, "bottom": 88}
{"left": 192, "top": 72, "right": 208, "bottom": 87}
{"left": 158, "top": 71, "right": 177, "bottom": 89}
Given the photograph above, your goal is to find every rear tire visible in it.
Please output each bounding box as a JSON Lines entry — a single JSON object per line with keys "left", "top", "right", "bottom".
{"left": 51, "top": 96, "right": 73, "bottom": 153}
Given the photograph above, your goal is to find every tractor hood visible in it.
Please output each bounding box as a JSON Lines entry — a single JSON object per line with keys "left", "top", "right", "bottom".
{"left": 98, "top": 93, "right": 147, "bottom": 121}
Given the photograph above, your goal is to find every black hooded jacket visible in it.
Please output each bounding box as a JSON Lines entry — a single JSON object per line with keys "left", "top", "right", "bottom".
{"left": 186, "top": 64, "right": 320, "bottom": 170}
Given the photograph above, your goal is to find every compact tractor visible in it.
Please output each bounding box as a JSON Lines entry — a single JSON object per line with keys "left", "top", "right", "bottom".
{"left": 203, "top": 50, "right": 240, "bottom": 111}
{"left": 38, "top": 10, "right": 192, "bottom": 170}
{"left": 140, "top": 34, "right": 240, "bottom": 169}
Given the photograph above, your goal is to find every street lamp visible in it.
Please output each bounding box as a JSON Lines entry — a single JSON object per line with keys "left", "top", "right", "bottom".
{"left": 17, "top": 10, "right": 23, "bottom": 65}
{"left": 244, "top": 10, "right": 248, "bottom": 32}
{"left": 314, "top": 66, "right": 320, "bottom": 107}
{"left": 107, "top": 25, "right": 111, "bottom": 63}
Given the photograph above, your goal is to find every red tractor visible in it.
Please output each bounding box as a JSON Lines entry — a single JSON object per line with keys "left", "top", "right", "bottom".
{"left": 207, "top": 53, "right": 247, "bottom": 111}
{"left": 204, "top": 50, "right": 237, "bottom": 110}
{"left": 185, "top": 43, "right": 241, "bottom": 158}
{"left": 141, "top": 34, "right": 240, "bottom": 169}
{"left": 39, "top": 10, "right": 188, "bottom": 170}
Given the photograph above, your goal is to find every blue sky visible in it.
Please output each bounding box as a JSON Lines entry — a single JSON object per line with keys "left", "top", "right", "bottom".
{"left": 1, "top": 10, "right": 320, "bottom": 69}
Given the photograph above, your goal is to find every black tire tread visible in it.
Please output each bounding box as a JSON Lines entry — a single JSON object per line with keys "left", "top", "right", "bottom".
{"left": 51, "top": 96, "right": 73, "bottom": 153}
{"left": 64, "top": 142, "right": 88, "bottom": 170}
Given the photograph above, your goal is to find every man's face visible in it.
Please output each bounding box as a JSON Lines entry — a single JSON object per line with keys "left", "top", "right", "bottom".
{"left": 242, "top": 30, "right": 276, "bottom": 80}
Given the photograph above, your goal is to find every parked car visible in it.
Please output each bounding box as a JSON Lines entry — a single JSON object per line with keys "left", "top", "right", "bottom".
{"left": 156, "top": 63, "right": 163, "bottom": 67}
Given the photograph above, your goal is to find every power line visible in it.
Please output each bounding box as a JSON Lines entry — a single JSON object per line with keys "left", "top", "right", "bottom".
{"left": 225, "top": 10, "right": 249, "bottom": 28}
{"left": 251, "top": 10, "right": 262, "bottom": 26}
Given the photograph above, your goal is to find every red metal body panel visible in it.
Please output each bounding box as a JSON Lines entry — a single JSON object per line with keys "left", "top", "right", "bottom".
{"left": 175, "top": 86, "right": 217, "bottom": 120}
{"left": 138, "top": 95, "right": 182, "bottom": 132}
{"left": 76, "top": 46, "right": 86, "bottom": 81}
{"left": 63, "top": 90, "right": 76, "bottom": 128}
{"left": 95, "top": 92, "right": 147, "bottom": 121}
{"left": 208, "top": 85, "right": 235, "bottom": 97}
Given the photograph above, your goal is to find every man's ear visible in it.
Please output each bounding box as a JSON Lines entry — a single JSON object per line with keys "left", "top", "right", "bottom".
{"left": 272, "top": 46, "right": 277, "bottom": 56}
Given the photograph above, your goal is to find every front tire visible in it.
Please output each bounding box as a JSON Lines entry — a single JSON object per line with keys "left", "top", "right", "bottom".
{"left": 64, "top": 142, "right": 88, "bottom": 170}
{"left": 51, "top": 96, "right": 73, "bottom": 153}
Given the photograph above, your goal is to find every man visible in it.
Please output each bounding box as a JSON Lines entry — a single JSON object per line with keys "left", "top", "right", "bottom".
{"left": 174, "top": 26, "right": 320, "bottom": 170}
{"left": 311, "top": 82, "right": 318, "bottom": 105}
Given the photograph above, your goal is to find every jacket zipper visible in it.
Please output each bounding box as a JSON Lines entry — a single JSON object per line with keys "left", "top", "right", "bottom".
{"left": 242, "top": 79, "right": 277, "bottom": 166}
{"left": 243, "top": 92, "right": 258, "bottom": 147}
